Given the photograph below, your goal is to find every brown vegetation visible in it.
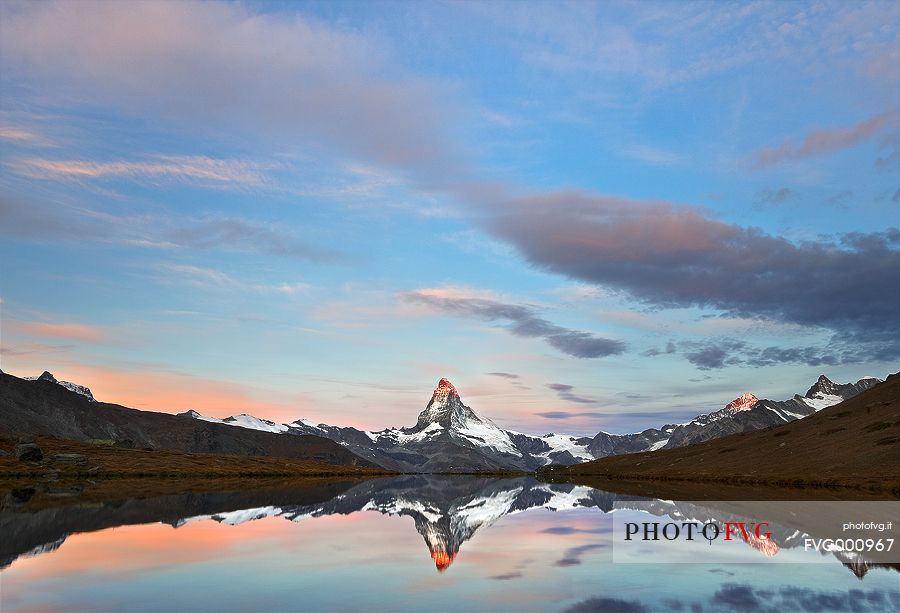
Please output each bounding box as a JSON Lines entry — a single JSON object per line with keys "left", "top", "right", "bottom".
{"left": 0, "top": 435, "right": 392, "bottom": 479}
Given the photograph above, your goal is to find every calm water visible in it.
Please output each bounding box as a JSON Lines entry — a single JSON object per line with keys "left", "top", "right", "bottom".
{"left": 1, "top": 476, "right": 897, "bottom": 612}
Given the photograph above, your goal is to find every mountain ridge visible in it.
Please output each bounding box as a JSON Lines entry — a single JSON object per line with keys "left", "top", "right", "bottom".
{"left": 181, "top": 373, "right": 882, "bottom": 471}
{"left": 5, "top": 369, "right": 885, "bottom": 473}
{"left": 544, "top": 371, "right": 900, "bottom": 492}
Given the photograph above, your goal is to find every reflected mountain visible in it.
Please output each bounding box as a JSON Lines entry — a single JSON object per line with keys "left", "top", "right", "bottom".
{"left": 2, "top": 476, "right": 897, "bottom": 577}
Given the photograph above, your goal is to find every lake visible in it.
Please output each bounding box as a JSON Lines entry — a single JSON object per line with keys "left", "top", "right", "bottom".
{"left": 1, "top": 476, "right": 898, "bottom": 612}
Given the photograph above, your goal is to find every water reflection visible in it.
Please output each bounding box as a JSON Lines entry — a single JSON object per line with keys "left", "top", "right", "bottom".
{"left": 2, "top": 476, "right": 897, "bottom": 577}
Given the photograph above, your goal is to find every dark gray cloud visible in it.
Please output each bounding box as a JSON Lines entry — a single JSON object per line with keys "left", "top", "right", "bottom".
{"left": 535, "top": 409, "right": 700, "bottom": 423}
{"left": 541, "top": 526, "right": 610, "bottom": 535}
{"left": 537, "top": 411, "right": 606, "bottom": 419}
{"left": 402, "top": 292, "right": 626, "bottom": 358}
{"left": 553, "top": 543, "right": 605, "bottom": 567}
{"left": 488, "top": 572, "right": 522, "bottom": 581}
{"left": 563, "top": 597, "right": 647, "bottom": 613}
{"left": 486, "top": 191, "right": 900, "bottom": 364}
{"left": 713, "top": 584, "right": 763, "bottom": 611}
{"left": 547, "top": 383, "right": 597, "bottom": 404}
{"left": 683, "top": 340, "right": 746, "bottom": 370}
{"left": 713, "top": 583, "right": 899, "bottom": 612}
{"left": 744, "top": 345, "right": 839, "bottom": 367}
{"left": 567, "top": 585, "right": 899, "bottom": 613}
{"left": 486, "top": 371, "right": 519, "bottom": 379}
{"left": 875, "top": 133, "right": 900, "bottom": 171}
{"left": 674, "top": 337, "right": 895, "bottom": 370}
{"left": 755, "top": 187, "right": 795, "bottom": 206}
{"left": 643, "top": 340, "right": 676, "bottom": 357}
{"left": 827, "top": 191, "right": 853, "bottom": 208}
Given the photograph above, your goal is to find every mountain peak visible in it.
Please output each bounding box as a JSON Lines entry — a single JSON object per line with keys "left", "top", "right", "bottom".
{"left": 38, "top": 371, "right": 58, "bottom": 383}
{"left": 415, "top": 378, "right": 466, "bottom": 429}
{"left": 806, "top": 374, "right": 841, "bottom": 398}
{"left": 725, "top": 393, "right": 758, "bottom": 412}
{"left": 432, "top": 378, "right": 458, "bottom": 402}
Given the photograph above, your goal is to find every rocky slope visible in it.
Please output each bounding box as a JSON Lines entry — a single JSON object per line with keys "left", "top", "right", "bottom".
{"left": 0, "top": 372, "right": 375, "bottom": 468}
{"left": 22, "top": 371, "right": 95, "bottom": 402}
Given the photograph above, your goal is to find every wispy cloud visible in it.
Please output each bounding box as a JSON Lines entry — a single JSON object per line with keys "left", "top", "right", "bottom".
{"left": 403, "top": 288, "right": 626, "bottom": 358}
{"left": 546, "top": 383, "right": 597, "bottom": 404}
{"left": 621, "top": 143, "right": 683, "bottom": 165}
{"left": 0, "top": 1, "right": 464, "bottom": 183}
{"left": 13, "top": 321, "right": 107, "bottom": 344}
{"left": 160, "top": 217, "right": 339, "bottom": 262}
{"left": 0, "top": 194, "right": 339, "bottom": 262}
{"left": 155, "top": 263, "right": 309, "bottom": 296}
{"left": 535, "top": 409, "right": 700, "bottom": 423}
{"left": 15, "top": 155, "right": 272, "bottom": 187}
{"left": 754, "top": 187, "right": 795, "bottom": 206}
{"left": 0, "top": 126, "right": 48, "bottom": 144}
{"left": 750, "top": 111, "right": 900, "bottom": 167}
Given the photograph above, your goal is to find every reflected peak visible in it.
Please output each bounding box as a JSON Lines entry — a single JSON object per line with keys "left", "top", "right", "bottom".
{"left": 431, "top": 550, "right": 457, "bottom": 572}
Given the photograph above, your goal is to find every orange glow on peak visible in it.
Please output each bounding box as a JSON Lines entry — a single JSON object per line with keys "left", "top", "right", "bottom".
{"left": 431, "top": 550, "right": 457, "bottom": 572}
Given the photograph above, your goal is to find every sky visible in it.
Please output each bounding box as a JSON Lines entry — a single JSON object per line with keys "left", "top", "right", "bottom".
{"left": 0, "top": 0, "right": 898, "bottom": 436}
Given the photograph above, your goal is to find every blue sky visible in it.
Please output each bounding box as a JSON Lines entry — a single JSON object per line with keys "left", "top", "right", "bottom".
{"left": 1, "top": 0, "right": 898, "bottom": 435}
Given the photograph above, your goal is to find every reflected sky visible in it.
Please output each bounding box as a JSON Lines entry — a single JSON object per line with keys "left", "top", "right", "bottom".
{"left": 1, "top": 478, "right": 898, "bottom": 612}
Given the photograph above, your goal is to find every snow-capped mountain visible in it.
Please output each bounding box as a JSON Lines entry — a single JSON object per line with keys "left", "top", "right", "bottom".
{"left": 181, "top": 374, "right": 883, "bottom": 471}
{"left": 661, "top": 374, "right": 881, "bottom": 449}
{"left": 24, "top": 371, "right": 95, "bottom": 402}
{"left": 290, "top": 378, "right": 536, "bottom": 471}
{"left": 178, "top": 409, "right": 289, "bottom": 434}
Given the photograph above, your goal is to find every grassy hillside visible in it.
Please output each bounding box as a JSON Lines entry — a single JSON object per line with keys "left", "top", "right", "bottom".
{"left": 543, "top": 372, "right": 900, "bottom": 493}
{"left": 0, "top": 434, "right": 391, "bottom": 479}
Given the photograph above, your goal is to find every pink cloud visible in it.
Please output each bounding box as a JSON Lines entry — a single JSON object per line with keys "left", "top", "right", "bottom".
{"left": 17, "top": 155, "right": 270, "bottom": 186}
{"left": 16, "top": 322, "right": 107, "bottom": 343}
{"left": 750, "top": 111, "right": 900, "bottom": 167}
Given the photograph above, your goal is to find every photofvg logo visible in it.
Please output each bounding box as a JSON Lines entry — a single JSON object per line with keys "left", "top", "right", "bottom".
{"left": 611, "top": 501, "right": 900, "bottom": 565}
{"left": 624, "top": 520, "right": 778, "bottom": 556}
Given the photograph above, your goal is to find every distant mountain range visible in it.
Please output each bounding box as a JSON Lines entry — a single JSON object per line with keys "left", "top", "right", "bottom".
{"left": 549, "top": 370, "right": 900, "bottom": 489}
{"left": 2, "top": 368, "right": 882, "bottom": 472}
{"left": 179, "top": 374, "right": 882, "bottom": 472}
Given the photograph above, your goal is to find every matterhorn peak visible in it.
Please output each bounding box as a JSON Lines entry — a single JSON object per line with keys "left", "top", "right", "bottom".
{"left": 725, "top": 392, "right": 758, "bottom": 412}
{"left": 412, "top": 377, "right": 472, "bottom": 431}
{"left": 432, "top": 378, "right": 459, "bottom": 403}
